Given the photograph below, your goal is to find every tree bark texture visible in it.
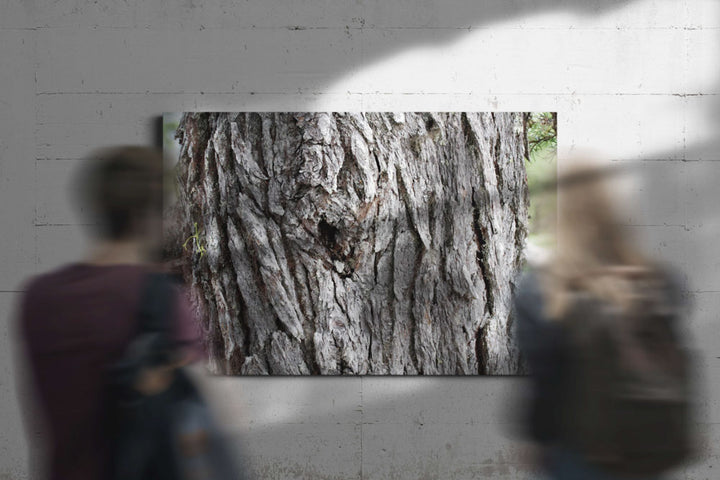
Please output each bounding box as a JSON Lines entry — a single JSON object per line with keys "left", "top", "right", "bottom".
{"left": 170, "top": 112, "right": 528, "bottom": 375}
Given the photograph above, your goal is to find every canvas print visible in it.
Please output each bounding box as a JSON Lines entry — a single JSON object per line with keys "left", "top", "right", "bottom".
{"left": 163, "top": 112, "right": 556, "bottom": 375}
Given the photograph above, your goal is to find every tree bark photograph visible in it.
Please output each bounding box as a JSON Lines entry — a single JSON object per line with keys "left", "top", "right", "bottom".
{"left": 162, "top": 112, "right": 550, "bottom": 375}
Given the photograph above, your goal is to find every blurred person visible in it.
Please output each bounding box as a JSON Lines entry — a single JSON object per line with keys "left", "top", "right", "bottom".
{"left": 14, "top": 146, "right": 204, "bottom": 480}
{"left": 513, "top": 159, "right": 698, "bottom": 479}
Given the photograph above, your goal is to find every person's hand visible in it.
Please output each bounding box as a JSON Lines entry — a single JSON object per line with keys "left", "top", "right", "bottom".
{"left": 134, "top": 364, "right": 175, "bottom": 395}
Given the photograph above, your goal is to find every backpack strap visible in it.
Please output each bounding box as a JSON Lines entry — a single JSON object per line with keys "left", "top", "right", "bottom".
{"left": 135, "top": 272, "right": 179, "bottom": 367}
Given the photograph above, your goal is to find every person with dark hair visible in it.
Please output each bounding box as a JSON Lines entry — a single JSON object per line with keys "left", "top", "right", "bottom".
{"left": 15, "top": 146, "right": 203, "bottom": 480}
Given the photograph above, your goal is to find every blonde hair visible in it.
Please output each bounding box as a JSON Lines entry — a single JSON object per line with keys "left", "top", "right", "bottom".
{"left": 542, "top": 159, "right": 657, "bottom": 320}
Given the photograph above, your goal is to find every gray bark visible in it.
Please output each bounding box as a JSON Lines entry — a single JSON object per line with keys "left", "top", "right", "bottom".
{"left": 169, "top": 112, "right": 528, "bottom": 375}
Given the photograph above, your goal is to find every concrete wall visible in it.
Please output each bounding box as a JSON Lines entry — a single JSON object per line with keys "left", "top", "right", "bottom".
{"left": 1, "top": 1, "right": 718, "bottom": 478}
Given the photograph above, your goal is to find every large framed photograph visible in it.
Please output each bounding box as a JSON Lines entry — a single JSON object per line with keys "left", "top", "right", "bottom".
{"left": 163, "top": 112, "right": 556, "bottom": 375}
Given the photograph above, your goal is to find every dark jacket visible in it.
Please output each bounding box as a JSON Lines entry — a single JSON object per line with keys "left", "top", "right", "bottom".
{"left": 513, "top": 265, "right": 690, "bottom": 479}
{"left": 513, "top": 270, "right": 570, "bottom": 445}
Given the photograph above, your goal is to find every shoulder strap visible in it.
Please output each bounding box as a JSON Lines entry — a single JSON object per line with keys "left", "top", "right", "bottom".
{"left": 136, "top": 272, "right": 178, "bottom": 364}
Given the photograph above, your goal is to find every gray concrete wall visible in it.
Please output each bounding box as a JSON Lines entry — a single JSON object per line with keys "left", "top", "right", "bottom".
{"left": 1, "top": 1, "right": 718, "bottom": 478}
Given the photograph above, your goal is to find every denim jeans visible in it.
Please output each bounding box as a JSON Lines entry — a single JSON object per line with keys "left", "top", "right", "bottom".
{"left": 542, "top": 448, "right": 662, "bottom": 480}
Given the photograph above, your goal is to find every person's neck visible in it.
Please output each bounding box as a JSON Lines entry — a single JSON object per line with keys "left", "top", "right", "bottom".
{"left": 85, "top": 238, "right": 147, "bottom": 266}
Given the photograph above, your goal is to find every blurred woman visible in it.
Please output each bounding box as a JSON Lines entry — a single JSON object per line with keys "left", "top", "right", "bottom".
{"left": 514, "top": 159, "right": 694, "bottom": 480}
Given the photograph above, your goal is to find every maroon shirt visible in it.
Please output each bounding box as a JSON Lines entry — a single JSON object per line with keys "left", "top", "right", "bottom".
{"left": 16, "top": 263, "right": 203, "bottom": 480}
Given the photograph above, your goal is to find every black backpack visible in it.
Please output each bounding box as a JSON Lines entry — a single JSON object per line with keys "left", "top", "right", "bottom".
{"left": 560, "top": 269, "right": 695, "bottom": 476}
{"left": 105, "top": 272, "right": 244, "bottom": 480}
